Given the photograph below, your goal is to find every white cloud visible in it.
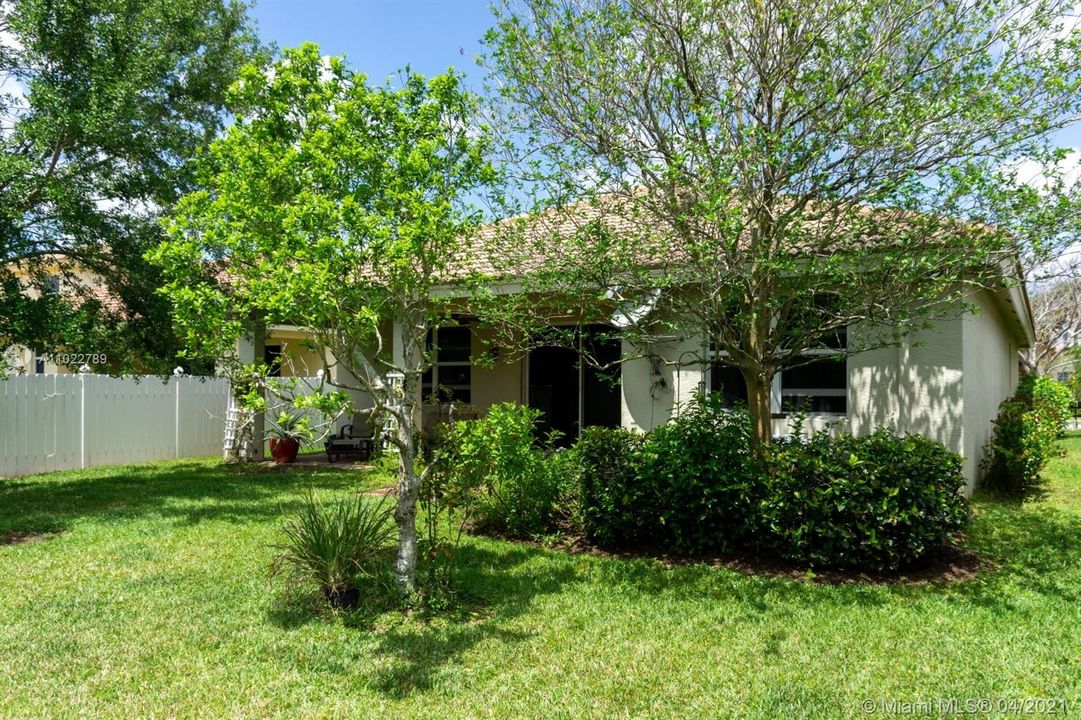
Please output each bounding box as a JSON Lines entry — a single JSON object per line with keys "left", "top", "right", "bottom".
{"left": 1, "top": 1, "right": 27, "bottom": 134}
{"left": 1009, "top": 148, "right": 1081, "bottom": 193}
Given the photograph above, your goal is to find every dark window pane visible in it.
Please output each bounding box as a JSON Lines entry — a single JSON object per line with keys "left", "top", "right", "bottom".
{"left": 264, "top": 345, "right": 283, "bottom": 377}
{"left": 582, "top": 325, "right": 621, "bottom": 428}
{"left": 820, "top": 325, "right": 847, "bottom": 350}
{"left": 781, "top": 355, "right": 847, "bottom": 414}
{"left": 710, "top": 363, "right": 747, "bottom": 408}
{"left": 781, "top": 356, "right": 846, "bottom": 389}
{"left": 438, "top": 365, "right": 471, "bottom": 386}
{"left": 436, "top": 327, "right": 471, "bottom": 362}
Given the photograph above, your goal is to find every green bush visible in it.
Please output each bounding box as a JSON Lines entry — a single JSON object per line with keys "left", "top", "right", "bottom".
{"left": 983, "top": 374, "right": 1072, "bottom": 494}
{"left": 576, "top": 426, "right": 649, "bottom": 548}
{"left": 576, "top": 394, "right": 969, "bottom": 569}
{"left": 578, "top": 394, "right": 760, "bottom": 554}
{"left": 639, "top": 394, "right": 761, "bottom": 554}
{"left": 442, "top": 397, "right": 971, "bottom": 571}
{"left": 438, "top": 403, "right": 571, "bottom": 538}
{"left": 761, "top": 430, "right": 970, "bottom": 571}
{"left": 270, "top": 490, "right": 394, "bottom": 609}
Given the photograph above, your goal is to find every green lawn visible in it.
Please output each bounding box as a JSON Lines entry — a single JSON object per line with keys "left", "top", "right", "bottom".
{"left": 2, "top": 439, "right": 1080, "bottom": 719}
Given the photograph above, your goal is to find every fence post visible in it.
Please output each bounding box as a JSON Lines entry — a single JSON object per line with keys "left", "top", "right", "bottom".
{"left": 174, "top": 367, "right": 184, "bottom": 458}
{"left": 78, "top": 364, "right": 90, "bottom": 469}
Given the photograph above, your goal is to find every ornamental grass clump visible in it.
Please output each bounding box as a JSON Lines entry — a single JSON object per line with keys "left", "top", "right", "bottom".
{"left": 271, "top": 490, "right": 394, "bottom": 609}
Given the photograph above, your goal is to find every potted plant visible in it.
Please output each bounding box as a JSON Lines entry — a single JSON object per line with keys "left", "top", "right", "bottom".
{"left": 267, "top": 411, "right": 308, "bottom": 464}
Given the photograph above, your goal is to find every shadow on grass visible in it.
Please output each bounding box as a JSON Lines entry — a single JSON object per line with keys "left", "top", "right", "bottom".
{"left": 365, "top": 544, "right": 579, "bottom": 698}
{"left": 0, "top": 460, "right": 385, "bottom": 534}
{"left": 349, "top": 491, "right": 1081, "bottom": 700}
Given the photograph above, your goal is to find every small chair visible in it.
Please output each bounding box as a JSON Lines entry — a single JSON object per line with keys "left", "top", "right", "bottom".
{"left": 325, "top": 410, "right": 377, "bottom": 462}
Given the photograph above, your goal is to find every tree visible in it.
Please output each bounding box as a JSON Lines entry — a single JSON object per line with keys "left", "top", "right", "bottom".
{"left": 0, "top": 0, "right": 261, "bottom": 373}
{"left": 485, "top": 0, "right": 1081, "bottom": 444}
{"left": 152, "top": 44, "right": 497, "bottom": 595}
{"left": 1025, "top": 277, "right": 1081, "bottom": 376}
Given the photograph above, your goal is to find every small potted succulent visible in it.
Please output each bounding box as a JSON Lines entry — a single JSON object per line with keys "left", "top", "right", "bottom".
{"left": 267, "top": 411, "right": 308, "bottom": 464}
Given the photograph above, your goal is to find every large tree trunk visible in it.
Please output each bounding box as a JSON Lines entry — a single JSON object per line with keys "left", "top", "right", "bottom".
{"left": 744, "top": 369, "right": 773, "bottom": 447}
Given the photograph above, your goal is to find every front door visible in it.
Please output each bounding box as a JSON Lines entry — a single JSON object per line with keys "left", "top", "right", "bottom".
{"left": 528, "top": 345, "right": 580, "bottom": 445}
{"left": 527, "top": 326, "right": 621, "bottom": 446}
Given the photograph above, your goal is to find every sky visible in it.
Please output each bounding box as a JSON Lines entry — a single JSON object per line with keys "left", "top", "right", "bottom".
{"left": 249, "top": 1, "right": 1081, "bottom": 151}
{"left": 250, "top": 0, "right": 496, "bottom": 89}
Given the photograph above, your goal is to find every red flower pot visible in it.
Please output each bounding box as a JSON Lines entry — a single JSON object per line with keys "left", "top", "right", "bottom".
{"left": 269, "top": 437, "right": 300, "bottom": 464}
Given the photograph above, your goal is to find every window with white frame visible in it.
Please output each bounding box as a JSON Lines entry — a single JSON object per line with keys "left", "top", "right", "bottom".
{"left": 708, "top": 325, "right": 848, "bottom": 415}
{"left": 779, "top": 325, "right": 847, "bottom": 414}
{"left": 422, "top": 326, "right": 472, "bottom": 403}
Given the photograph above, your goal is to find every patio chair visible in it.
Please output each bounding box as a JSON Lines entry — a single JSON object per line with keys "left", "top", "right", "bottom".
{"left": 324, "top": 410, "right": 377, "bottom": 462}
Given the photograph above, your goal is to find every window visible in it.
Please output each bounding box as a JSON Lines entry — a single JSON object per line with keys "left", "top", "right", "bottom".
{"left": 422, "top": 326, "right": 472, "bottom": 403}
{"left": 264, "top": 345, "right": 282, "bottom": 377}
{"left": 780, "top": 355, "right": 847, "bottom": 414}
{"left": 708, "top": 322, "right": 848, "bottom": 415}
{"left": 43, "top": 275, "right": 61, "bottom": 294}
{"left": 34, "top": 352, "right": 45, "bottom": 375}
{"left": 780, "top": 322, "right": 847, "bottom": 414}
{"left": 708, "top": 361, "right": 747, "bottom": 408}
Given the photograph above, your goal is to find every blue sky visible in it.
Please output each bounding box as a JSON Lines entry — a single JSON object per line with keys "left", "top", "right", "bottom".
{"left": 250, "top": 1, "right": 495, "bottom": 88}
{"left": 250, "top": 1, "right": 1081, "bottom": 154}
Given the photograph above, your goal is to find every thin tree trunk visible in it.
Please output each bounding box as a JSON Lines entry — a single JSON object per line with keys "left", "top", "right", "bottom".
{"left": 744, "top": 369, "right": 773, "bottom": 447}
{"left": 393, "top": 311, "right": 424, "bottom": 596}
{"left": 394, "top": 419, "right": 419, "bottom": 596}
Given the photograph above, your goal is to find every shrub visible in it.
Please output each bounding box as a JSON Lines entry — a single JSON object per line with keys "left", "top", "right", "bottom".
{"left": 438, "top": 403, "right": 570, "bottom": 538}
{"left": 639, "top": 394, "right": 761, "bottom": 554}
{"left": 983, "top": 374, "right": 1072, "bottom": 494}
{"left": 761, "top": 430, "right": 970, "bottom": 571}
{"left": 578, "top": 394, "right": 760, "bottom": 554}
{"left": 270, "top": 490, "right": 394, "bottom": 609}
{"left": 576, "top": 426, "right": 649, "bottom": 547}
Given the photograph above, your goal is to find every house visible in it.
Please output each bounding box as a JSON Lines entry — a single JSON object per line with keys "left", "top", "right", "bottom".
{"left": 2, "top": 256, "right": 121, "bottom": 375}
{"left": 241, "top": 202, "right": 1035, "bottom": 494}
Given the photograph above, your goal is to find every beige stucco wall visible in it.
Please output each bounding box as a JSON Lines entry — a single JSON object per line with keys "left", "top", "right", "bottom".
{"left": 620, "top": 333, "right": 706, "bottom": 432}
{"left": 469, "top": 326, "right": 524, "bottom": 410}
{"left": 613, "top": 291, "right": 1018, "bottom": 492}
{"left": 961, "top": 291, "right": 1018, "bottom": 488}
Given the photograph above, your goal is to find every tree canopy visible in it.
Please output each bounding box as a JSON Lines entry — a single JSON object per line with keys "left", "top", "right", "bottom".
{"left": 1, "top": 0, "right": 261, "bottom": 373}
{"left": 152, "top": 43, "right": 498, "bottom": 594}
{"left": 484, "top": 0, "right": 1081, "bottom": 442}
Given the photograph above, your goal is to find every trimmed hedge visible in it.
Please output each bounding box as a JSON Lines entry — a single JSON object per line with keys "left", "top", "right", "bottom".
{"left": 762, "top": 431, "right": 970, "bottom": 571}
{"left": 576, "top": 426, "right": 648, "bottom": 548}
{"left": 440, "top": 396, "right": 971, "bottom": 570}
{"left": 982, "top": 374, "right": 1072, "bottom": 494}
{"left": 575, "top": 396, "right": 970, "bottom": 570}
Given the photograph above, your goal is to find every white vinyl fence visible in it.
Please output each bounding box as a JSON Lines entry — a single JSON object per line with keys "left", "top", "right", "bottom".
{"left": 1, "top": 373, "right": 230, "bottom": 477}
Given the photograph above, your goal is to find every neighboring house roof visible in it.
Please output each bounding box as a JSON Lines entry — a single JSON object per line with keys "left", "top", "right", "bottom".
{"left": 7, "top": 255, "right": 124, "bottom": 314}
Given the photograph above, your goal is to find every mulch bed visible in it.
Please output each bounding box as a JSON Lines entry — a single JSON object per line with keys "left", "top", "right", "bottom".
{"left": 520, "top": 532, "right": 987, "bottom": 586}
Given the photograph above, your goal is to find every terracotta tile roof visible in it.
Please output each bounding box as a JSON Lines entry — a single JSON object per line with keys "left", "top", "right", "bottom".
{"left": 446, "top": 191, "right": 1002, "bottom": 282}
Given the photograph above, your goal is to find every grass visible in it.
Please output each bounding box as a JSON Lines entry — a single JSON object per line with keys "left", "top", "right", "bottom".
{"left": 2, "top": 440, "right": 1080, "bottom": 719}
